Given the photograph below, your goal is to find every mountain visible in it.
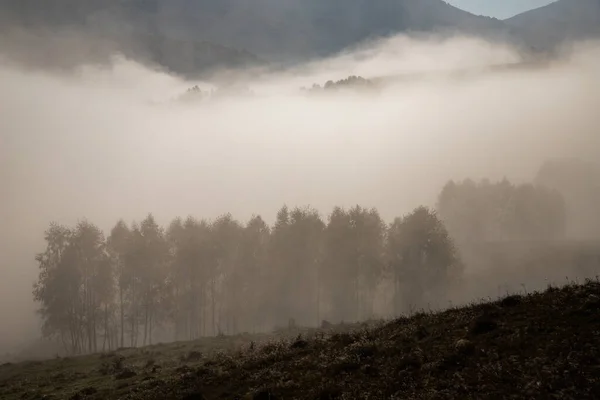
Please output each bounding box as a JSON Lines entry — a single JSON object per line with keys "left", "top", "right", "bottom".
{"left": 2, "top": 0, "right": 599, "bottom": 80}
{"left": 116, "top": 0, "right": 517, "bottom": 62}
{"left": 506, "top": 0, "right": 600, "bottom": 51}
{"left": 0, "top": 0, "right": 519, "bottom": 78}
{"left": 0, "top": 1, "right": 265, "bottom": 79}
{"left": 0, "top": 26, "right": 265, "bottom": 79}
{"left": 6, "top": 0, "right": 599, "bottom": 79}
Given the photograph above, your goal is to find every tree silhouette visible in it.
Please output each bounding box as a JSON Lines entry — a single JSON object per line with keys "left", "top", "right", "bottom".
{"left": 32, "top": 202, "right": 471, "bottom": 354}
{"left": 387, "top": 207, "right": 462, "bottom": 314}
{"left": 323, "top": 206, "right": 385, "bottom": 322}
{"left": 437, "top": 178, "right": 566, "bottom": 243}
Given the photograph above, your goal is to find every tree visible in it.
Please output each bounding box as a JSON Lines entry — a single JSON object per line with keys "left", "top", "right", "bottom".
{"left": 287, "top": 206, "right": 325, "bottom": 327}
{"left": 322, "top": 206, "right": 385, "bottom": 322}
{"left": 33, "top": 201, "right": 474, "bottom": 350}
{"left": 503, "top": 183, "right": 566, "bottom": 241}
{"left": 136, "top": 214, "right": 170, "bottom": 346}
{"left": 33, "top": 223, "right": 76, "bottom": 353}
{"left": 437, "top": 178, "right": 567, "bottom": 243}
{"left": 34, "top": 221, "right": 112, "bottom": 355}
{"left": 210, "top": 214, "right": 243, "bottom": 335}
{"left": 238, "top": 215, "right": 271, "bottom": 332}
{"left": 268, "top": 206, "right": 325, "bottom": 327}
{"left": 322, "top": 207, "right": 353, "bottom": 322}
{"left": 107, "top": 219, "right": 131, "bottom": 348}
{"left": 69, "top": 221, "right": 112, "bottom": 354}
{"left": 387, "top": 207, "right": 462, "bottom": 315}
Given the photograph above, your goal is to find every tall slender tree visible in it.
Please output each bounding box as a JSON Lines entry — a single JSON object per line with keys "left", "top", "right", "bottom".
{"left": 387, "top": 207, "right": 462, "bottom": 315}
{"left": 107, "top": 219, "right": 131, "bottom": 348}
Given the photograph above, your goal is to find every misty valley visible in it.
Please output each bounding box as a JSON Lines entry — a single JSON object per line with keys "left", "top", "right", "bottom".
{"left": 26, "top": 165, "right": 596, "bottom": 356}
{"left": 1, "top": 0, "right": 600, "bottom": 399}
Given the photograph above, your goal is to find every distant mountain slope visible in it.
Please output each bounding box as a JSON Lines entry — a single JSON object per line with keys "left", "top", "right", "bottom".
{"left": 0, "top": 1, "right": 265, "bottom": 79}
{"left": 0, "top": 0, "right": 519, "bottom": 77}
{"left": 506, "top": 0, "right": 600, "bottom": 50}
{"left": 0, "top": 27, "right": 265, "bottom": 79}
{"left": 139, "top": 0, "right": 516, "bottom": 61}
{"left": 2, "top": 0, "right": 599, "bottom": 78}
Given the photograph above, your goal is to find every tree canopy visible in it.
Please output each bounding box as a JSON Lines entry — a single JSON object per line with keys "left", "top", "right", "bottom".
{"left": 436, "top": 178, "right": 567, "bottom": 243}
{"left": 33, "top": 204, "right": 462, "bottom": 355}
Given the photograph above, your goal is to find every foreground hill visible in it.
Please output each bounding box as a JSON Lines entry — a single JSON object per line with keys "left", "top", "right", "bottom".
{"left": 2, "top": 280, "right": 599, "bottom": 399}
{"left": 506, "top": 0, "right": 600, "bottom": 51}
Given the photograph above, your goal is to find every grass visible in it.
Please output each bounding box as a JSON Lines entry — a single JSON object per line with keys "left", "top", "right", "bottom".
{"left": 2, "top": 280, "right": 600, "bottom": 399}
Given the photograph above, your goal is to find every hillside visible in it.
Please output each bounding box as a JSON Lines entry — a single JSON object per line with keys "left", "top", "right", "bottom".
{"left": 3, "top": 0, "right": 600, "bottom": 77}
{"left": 0, "top": 26, "right": 264, "bottom": 79}
{"left": 135, "top": 0, "right": 515, "bottom": 61}
{"left": 2, "top": 280, "right": 599, "bottom": 399}
{"left": 0, "top": 0, "right": 516, "bottom": 77}
{"left": 0, "top": 1, "right": 265, "bottom": 79}
{"left": 506, "top": 0, "right": 600, "bottom": 51}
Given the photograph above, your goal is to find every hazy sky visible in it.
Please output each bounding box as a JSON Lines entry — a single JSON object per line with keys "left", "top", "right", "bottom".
{"left": 448, "top": 0, "right": 557, "bottom": 19}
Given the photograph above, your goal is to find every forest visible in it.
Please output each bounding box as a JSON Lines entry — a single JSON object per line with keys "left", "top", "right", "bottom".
{"left": 32, "top": 176, "right": 568, "bottom": 356}
{"left": 178, "top": 76, "right": 376, "bottom": 103}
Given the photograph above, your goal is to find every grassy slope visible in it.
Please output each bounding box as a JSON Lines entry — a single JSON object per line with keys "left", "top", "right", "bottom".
{"left": 2, "top": 281, "right": 599, "bottom": 400}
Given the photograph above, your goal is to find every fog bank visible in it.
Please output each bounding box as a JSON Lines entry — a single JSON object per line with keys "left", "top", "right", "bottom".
{"left": 1, "top": 34, "right": 600, "bottom": 355}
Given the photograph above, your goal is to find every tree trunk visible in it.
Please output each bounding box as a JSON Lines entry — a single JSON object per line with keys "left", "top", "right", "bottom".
{"left": 149, "top": 312, "right": 153, "bottom": 345}
{"left": 93, "top": 298, "right": 98, "bottom": 353}
{"left": 201, "top": 287, "right": 206, "bottom": 337}
{"left": 119, "top": 285, "right": 124, "bottom": 348}
{"left": 355, "top": 272, "right": 359, "bottom": 322}
{"left": 131, "top": 280, "right": 136, "bottom": 347}
{"left": 316, "top": 263, "right": 321, "bottom": 326}
{"left": 143, "top": 303, "right": 149, "bottom": 347}
{"left": 102, "top": 305, "right": 108, "bottom": 352}
{"left": 131, "top": 312, "right": 135, "bottom": 348}
{"left": 211, "top": 278, "right": 216, "bottom": 336}
{"left": 60, "top": 330, "right": 68, "bottom": 355}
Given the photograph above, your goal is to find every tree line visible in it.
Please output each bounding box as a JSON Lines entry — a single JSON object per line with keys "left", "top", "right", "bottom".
{"left": 33, "top": 205, "right": 462, "bottom": 355}
{"left": 437, "top": 178, "right": 567, "bottom": 243}
{"left": 301, "top": 76, "right": 376, "bottom": 94}
{"left": 33, "top": 175, "right": 568, "bottom": 355}
{"left": 178, "top": 75, "right": 376, "bottom": 103}
{"left": 178, "top": 84, "right": 255, "bottom": 103}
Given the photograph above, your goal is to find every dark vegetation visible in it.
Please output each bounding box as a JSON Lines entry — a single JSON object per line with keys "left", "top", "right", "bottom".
{"left": 180, "top": 76, "right": 377, "bottom": 102}
{"left": 178, "top": 84, "right": 256, "bottom": 103}
{"left": 301, "top": 76, "right": 377, "bottom": 94}
{"left": 32, "top": 204, "right": 461, "bottom": 356}
{"left": 2, "top": 280, "right": 600, "bottom": 399}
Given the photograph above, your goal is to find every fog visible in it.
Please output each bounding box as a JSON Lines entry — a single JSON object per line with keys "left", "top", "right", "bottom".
{"left": 1, "top": 33, "right": 600, "bottom": 357}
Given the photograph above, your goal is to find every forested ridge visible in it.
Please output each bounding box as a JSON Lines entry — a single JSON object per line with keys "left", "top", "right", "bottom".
{"left": 32, "top": 175, "right": 569, "bottom": 356}
{"left": 2, "top": 0, "right": 600, "bottom": 79}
